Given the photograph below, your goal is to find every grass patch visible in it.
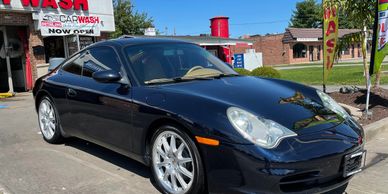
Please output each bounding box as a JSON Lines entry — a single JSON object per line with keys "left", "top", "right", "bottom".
{"left": 279, "top": 65, "right": 388, "bottom": 85}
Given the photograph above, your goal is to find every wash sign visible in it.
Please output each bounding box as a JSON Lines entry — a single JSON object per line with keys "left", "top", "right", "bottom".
{"left": 233, "top": 54, "right": 244, "bottom": 68}
{"left": 39, "top": 13, "right": 101, "bottom": 36}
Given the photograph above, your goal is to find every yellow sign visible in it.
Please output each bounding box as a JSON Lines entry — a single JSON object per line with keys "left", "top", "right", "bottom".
{"left": 323, "top": 3, "right": 339, "bottom": 85}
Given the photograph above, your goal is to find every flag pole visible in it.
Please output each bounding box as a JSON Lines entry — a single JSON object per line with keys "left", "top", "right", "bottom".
{"left": 366, "top": 0, "right": 380, "bottom": 117}
{"left": 322, "top": 0, "right": 326, "bottom": 93}
{"left": 366, "top": 77, "right": 372, "bottom": 115}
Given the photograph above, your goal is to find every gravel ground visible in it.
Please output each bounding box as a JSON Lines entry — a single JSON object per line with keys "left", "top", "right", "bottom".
{"left": 330, "top": 88, "right": 388, "bottom": 125}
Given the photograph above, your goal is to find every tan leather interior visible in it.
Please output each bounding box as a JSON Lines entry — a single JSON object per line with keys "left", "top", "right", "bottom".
{"left": 142, "top": 56, "right": 167, "bottom": 81}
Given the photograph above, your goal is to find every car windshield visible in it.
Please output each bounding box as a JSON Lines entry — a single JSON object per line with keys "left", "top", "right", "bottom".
{"left": 124, "top": 43, "right": 238, "bottom": 85}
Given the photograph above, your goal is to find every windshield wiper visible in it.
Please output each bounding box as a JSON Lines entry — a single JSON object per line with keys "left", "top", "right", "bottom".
{"left": 144, "top": 74, "right": 239, "bottom": 85}
{"left": 144, "top": 78, "right": 184, "bottom": 85}
{"left": 212, "top": 73, "right": 240, "bottom": 78}
{"left": 144, "top": 76, "right": 213, "bottom": 85}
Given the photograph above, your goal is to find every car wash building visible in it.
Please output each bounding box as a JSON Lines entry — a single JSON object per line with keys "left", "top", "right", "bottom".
{"left": 0, "top": 0, "right": 115, "bottom": 93}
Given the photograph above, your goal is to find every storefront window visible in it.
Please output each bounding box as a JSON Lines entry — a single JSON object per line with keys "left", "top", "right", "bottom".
{"left": 293, "top": 43, "right": 307, "bottom": 58}
{"left": 342, "top": 45, "right": 350, "bottom": 55}
{"left": 43, "top": 37, "right": 65, "bottom": 63}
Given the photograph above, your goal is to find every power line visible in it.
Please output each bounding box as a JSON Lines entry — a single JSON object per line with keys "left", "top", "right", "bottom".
{"left": 230, "top": 19, "right": 289, "bottom": 26}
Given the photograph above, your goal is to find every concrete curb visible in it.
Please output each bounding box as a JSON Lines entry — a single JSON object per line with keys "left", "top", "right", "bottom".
{"left": 364, "top": 117, "right": 388, "bottom": 142}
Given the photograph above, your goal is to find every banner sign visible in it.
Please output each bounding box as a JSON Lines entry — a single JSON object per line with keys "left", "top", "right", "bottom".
{"left": 323, "top": 2, "right": 339, "bottom": 85}
{"left": 233, "top": 54, "right": 244, "bottom": 68}
{"left": 1, "top": 0, "right": 89, "bottom": 10}
{"left": 39, "top": 13, "right": 101, "bottom": 36}
{"left": 370, "top": 0, "right": 388, "bottom": 75}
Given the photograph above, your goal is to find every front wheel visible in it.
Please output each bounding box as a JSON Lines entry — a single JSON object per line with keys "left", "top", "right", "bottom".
{"left": 38, "top": 96, "right": 63, "bottom": 144}
{"left": 151, "top": 126, "right": 205, "bottom": 194}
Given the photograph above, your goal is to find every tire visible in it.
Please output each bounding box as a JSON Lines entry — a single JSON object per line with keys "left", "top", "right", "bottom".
{"left": 150, "top": 125, "right": 205, "bottom": 194}
{"left": 37, "top": 96, "right": 63, "bottom": 144}
{"left": 324, "top": 183, "right": 348, "bottom": 194}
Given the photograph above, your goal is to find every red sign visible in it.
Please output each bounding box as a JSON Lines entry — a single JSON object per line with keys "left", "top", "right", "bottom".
{"left": 1, "top": 0, "right": 89, "bottom": 10}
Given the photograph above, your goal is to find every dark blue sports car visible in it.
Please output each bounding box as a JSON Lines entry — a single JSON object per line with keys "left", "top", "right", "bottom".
{"left": 33, "top": 38, "right": 365, "bottom": 194}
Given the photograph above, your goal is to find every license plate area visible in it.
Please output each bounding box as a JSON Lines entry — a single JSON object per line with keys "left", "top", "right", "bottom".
{"left": 343, "top": 150, "right": 366, "bottom": 177}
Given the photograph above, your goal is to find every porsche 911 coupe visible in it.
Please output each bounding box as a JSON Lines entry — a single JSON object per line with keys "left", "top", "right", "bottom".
{"left": 33, "top": 38, "right": 365, "bottom": 194}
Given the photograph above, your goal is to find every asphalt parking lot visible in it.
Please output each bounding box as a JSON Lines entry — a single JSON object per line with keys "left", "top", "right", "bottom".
{"left": 1, "top": 93, "right": 388, "bottom": 194}
{"left": 0, "top": 93, "right": 159, "bottom": 194}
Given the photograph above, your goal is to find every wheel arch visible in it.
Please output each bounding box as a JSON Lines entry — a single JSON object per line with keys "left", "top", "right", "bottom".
{"left": 143, "top": 117, "right": 203, "bottom": 165}
{"left": 35, "top": 90, "right": 55, "bottom": 112}
{"left": 144, "top": 117, "right": 209, "bottom": 193}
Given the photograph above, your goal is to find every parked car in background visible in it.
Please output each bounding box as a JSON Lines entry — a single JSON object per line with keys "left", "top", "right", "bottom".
{"left": 33, "top": 38, "right": 365, "bottom": 194}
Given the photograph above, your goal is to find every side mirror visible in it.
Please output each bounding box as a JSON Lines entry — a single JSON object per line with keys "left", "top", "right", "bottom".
{"left": 92, "top": 70, "right": 122, "bottom": 83}
{"left": 48, "top": 58, "right": 65, "bottom": 72}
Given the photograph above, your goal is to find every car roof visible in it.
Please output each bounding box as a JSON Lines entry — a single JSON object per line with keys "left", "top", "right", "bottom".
{"left": 92, "top": 37, "right": 194, "bottom": 48}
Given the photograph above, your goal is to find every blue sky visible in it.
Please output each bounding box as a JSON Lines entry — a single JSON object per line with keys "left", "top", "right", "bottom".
{"left": 131, "top": 0, "right": 305, "bottom": 38}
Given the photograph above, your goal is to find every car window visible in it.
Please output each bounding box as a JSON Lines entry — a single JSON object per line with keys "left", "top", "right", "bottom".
{"left": 82, "top": 47, "right": 122, "bottom": 78}
{"left": 62, "top": 54, "right": 83, "bottom": 75}
{"left": 125, "top": 43, "right": 236, "bottom": 84}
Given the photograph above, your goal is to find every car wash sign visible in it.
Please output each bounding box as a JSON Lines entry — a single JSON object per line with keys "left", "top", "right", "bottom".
{"left": 39, "top": 13, "right": 101, "bottom": 36}
{"left": 1, "top": 0, "right": 115, "bottom": 36}
{"left": 1, "top": 0, "right": 89, "bottom": 10}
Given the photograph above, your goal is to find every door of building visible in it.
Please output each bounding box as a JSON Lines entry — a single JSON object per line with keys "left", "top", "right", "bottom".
{"left": 309, "top": 46, "right": 314, "bottom": 62}
{"left": 0, "top": 26, "right": 14, "bottom": 93}
{"left": 317, "top": 45, "right": 321, "bottom": 61}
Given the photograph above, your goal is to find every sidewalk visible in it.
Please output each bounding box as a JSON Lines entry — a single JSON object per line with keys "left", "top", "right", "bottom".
{"left": 347, "top": 128, "right": 388, "bottom": 194}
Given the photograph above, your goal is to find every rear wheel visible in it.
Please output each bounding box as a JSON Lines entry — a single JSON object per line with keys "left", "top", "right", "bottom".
{"left": 151, "top": 125, "right": 205, "bottom": 194}
{"left": 38, "top": 96, "right": 63, "bottom": 144}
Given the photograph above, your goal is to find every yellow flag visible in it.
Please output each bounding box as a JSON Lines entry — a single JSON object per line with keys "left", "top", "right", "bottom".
{"left": 323, "top": 2, "right": 339, "bottom": 85}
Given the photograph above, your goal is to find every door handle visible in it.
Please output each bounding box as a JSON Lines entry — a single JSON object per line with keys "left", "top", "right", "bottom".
{"left": 67, "top": 88, "right": 77, "bottom": 97}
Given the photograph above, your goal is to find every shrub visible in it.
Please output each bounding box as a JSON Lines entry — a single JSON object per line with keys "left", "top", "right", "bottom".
{"left": 234, "top": 68, "right": 251, "bottom": 76}
{"left": 251, "top": 67, "right": 281, "bottom": 78}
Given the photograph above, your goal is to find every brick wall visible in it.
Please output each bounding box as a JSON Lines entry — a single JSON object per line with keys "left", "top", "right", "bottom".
{"left": 0, "top": 12, "right": 30, "bottom": 26}
{"left": 1, "top": 11, "right": 45, "bottom": 84}
{"left": 230, "top": 44, "right": 251, "bottom": 54}
{"left": 246, "top": 32, "right": 365, "bottom": 66}
{"left": 247, "top": 34, "right": 287, "bottom": 66}
{"left": 29, "top": 30, "right": 45, "bottom": 82}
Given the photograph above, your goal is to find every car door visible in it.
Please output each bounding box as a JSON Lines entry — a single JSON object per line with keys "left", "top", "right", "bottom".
{"left": 57, "top": 52, "right": 86, "bottom": 136}
{"left": 65, "top": 46, "right": 135, "bottom": 154}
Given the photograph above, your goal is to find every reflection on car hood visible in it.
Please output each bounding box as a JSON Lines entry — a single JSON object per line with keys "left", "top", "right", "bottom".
{"left": 160, "top": 76, "right": 343, "bottom": 133}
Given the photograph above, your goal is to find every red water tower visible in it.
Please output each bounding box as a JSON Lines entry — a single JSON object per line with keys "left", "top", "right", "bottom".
{"left": 210, "top": 16, "right": 229, "bottom": 38}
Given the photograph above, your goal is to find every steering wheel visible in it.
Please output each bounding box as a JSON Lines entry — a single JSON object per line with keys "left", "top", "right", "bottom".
{"left": 186, "top": 66, "right": 204, "bottom": 75}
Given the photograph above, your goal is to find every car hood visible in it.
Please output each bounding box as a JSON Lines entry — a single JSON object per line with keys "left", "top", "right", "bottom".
{"left": 159, "top": 76, "right": 347, "bottom": 134}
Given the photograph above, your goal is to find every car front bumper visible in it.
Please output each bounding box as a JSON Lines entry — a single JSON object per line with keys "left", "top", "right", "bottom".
{"left": 202, "top": 125, "right": 364, "bottom": 194}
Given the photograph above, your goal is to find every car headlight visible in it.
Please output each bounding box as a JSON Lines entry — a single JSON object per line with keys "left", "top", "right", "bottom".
{"left": 227, "top": 107, "right": 297, "bottom": 149}
{"left": 316, "top": 90, "right": 350, "bottom": 119}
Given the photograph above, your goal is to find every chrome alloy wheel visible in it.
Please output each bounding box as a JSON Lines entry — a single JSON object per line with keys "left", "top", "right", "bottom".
{"left": 38, "top": 99, "right": 56, "bottom": 140}
{"left": 152, "top": 131, "right": 194, "bottom": 194}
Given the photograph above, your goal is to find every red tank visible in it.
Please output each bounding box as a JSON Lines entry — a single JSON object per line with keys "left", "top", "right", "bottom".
{"left": 210, "top": 16, "right": 229, "bottom": 38}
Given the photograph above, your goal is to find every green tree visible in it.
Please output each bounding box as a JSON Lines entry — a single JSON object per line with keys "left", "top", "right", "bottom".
{"left": 338, "top": 11, "right": 357, "bottom": 29}
{"left": 111, "top": 0, "right": 154, "bottom": 38}
{"left": 290, "top": 0, "right": 322, "bottom": 28}
{"left": 330, "top": 0, "right": 378, "bottom": 87}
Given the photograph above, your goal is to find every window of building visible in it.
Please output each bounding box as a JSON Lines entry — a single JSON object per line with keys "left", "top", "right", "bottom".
{"left": 43, "top": 37, "right": 65, "bottom": 63}
{"left": 293, "top": 43, "right": 307, "bottom": 58}
{"left": 342, "top": 45, "right": 350, "bottom": 55}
